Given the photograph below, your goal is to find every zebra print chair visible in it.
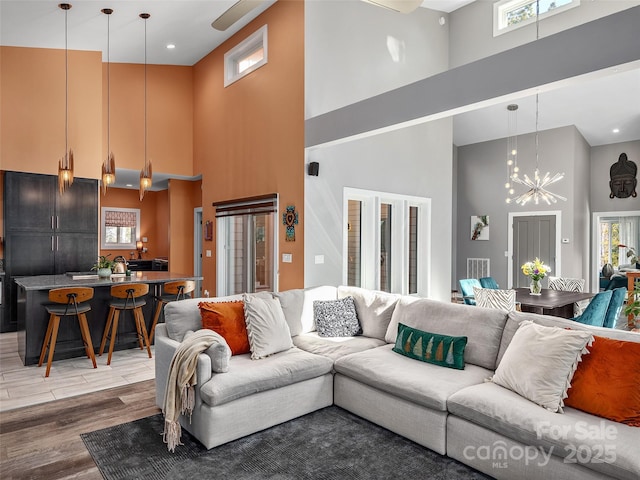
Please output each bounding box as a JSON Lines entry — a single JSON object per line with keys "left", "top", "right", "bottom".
{"left": 547, "top": 276, "right": 587, "bottom": 316}
{"left": 473, "top": 286, "right": 517, "bottom": 312}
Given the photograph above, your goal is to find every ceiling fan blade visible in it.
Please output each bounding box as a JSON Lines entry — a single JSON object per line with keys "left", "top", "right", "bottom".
{"left": 361, "top": 0, "right": 422, "bottom": 14}
{"left": 211, "top": 0, "right": 265, "bottom": 31}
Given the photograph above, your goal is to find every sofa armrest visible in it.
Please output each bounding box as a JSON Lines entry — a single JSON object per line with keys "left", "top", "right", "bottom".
{"left": 154, "top": 324, "right": 213, "bottom": 409}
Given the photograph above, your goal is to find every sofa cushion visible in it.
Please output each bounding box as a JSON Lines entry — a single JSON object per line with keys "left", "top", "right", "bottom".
{"left": 564, "top": 335, "right": 640, "bottom": 426}
{"left": 334, "top": 344, "right": 491, "bottom": 412}
{"left": 293, "top": 332, "right": 385, "bottom": 361}
{"left": 392, "top": 323, "right": 467, "bottom": 370}
{"left": 243, "top": 294, "right": 293, "bottom": 360}
{"left": 199, "top": 301, "right": 251, "bottom": 355}
{"left": 337, "top": 286, "right": 400, "bottom": 340}
{"left": 164, "top": 295, "right": 243, "bottom": 342}
{"left": 313, "top": 296, "right": 361, "bottom": 337}
{"left": 491, "top": 320, "right": 593, "bottom": 413}
{"left": 497, "top": 311, "right": 640, "bottom": 367}
{"left": 183, "top": 329, "right": 231, "bottom": 373}
{"left": 385, "top": 297, "right": 507, "bottom": 370}
{"left": 448, "top": 382, "right": 640, "bottom": 480}
{"left": 199, "top": 347, "right": 333, "bottom": 407}
{"left": 273, "top": 286, "right": 337, "bottom": 336}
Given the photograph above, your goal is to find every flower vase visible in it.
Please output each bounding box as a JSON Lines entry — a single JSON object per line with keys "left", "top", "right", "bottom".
{"left": 529, "top": 279, "right": 542, "bottom": 295}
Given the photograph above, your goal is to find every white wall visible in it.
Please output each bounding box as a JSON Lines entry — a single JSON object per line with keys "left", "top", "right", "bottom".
{"left": 305, "top": 0, "right": 449, "bottom": 118}
{"left": 304, "top": 1, "right": 453, "bottom": 301}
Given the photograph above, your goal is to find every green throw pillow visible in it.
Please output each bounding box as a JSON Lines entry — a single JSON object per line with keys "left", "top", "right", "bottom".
{"left": 392, "top": 323, "right": 467, "bottom": 370}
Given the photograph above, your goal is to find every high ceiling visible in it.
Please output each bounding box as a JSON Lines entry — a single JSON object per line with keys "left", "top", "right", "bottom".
{"left": 1, "top": 0, "right": 637, "bottom": 189}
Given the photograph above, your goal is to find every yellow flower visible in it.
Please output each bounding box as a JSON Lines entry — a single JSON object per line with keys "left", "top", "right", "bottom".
{"left": 521, "top": 257, "right": 551, "bottom": 281}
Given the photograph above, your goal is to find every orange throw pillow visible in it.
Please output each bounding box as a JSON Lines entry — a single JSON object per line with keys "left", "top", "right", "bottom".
{"left": 565, "top": 335, "right": 640, "bottom": 427}
{"left": 198, "top": 301, "right": 250, "bottom": 355}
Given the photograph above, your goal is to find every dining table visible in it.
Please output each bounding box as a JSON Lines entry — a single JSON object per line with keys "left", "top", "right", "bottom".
{"left": 514, "top": 288, "right": 596, "bottom": 319}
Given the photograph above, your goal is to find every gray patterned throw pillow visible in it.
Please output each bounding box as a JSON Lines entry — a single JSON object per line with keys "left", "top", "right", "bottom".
{"left": 313, "top": 296, "right": 361, "bottom": 337}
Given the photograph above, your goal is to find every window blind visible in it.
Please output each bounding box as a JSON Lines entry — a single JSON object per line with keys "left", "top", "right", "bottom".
{"left": 104, "top": 210, "right": 138, "bottom": 227}
{"left": 214, "top": 194, "right": 278, "bottom": 218}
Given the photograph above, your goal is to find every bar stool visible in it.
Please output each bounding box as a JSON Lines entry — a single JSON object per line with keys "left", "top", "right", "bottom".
{"left": 38, "top": 287, "right": 97, "bottom": 377}
{"left": 150, "top": 280, "right": 196, "bottom": 343}
{"left": 99, "top": 283, "right": 152, "bottom": 365}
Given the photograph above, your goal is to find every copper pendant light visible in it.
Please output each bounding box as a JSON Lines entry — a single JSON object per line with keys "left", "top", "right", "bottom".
{"left": 57, "top": 3, "right": 74, "bottom": 194}
{"left": 101, "top": 7, "right": 116, "bottom": 195}
{"left": 139, "top": 12, "right": 152, "bottom": 201}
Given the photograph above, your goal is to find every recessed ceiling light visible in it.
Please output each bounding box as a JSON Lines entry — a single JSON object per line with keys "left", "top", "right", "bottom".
{"left": 166, "top": 44, "right": 176, "bottom": 49}
{"left": 613, "top": 128, "right": 620, "bottom": 133}
{"left": 126, "top": 183, "right": 133, "bottom": 187}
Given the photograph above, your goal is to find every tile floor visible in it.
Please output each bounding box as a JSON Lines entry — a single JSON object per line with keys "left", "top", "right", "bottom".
{"left": 0, "top": 331, "right": 155, "bottom": 412}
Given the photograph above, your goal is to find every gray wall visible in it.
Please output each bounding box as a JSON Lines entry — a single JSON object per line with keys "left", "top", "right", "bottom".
{"left": 590, "top": 140, "right": 640, "bottom": 213}
{"left": 456, "top": 125, "right": 588, "bottom": 289}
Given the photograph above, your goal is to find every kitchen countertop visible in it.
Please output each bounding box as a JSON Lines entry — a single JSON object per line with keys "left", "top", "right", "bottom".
{"left": 14, "top": 271, "right": 202, "bottom": 291}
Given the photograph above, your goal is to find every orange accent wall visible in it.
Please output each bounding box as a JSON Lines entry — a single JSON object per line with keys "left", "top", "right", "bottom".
{"left": 1, "top": 47, "right": 102, "bottom": 178}
{"left": 103, "top": 63, "right": 193, "bottom": 174}
{"left": 193, "top": 0, "right": 305, "bottom": 294}
{"left": 99, "top": 188, "right": 169, "bottom": 262}
{"left": 168, "top": 179, "right": 202, "bottom": 275}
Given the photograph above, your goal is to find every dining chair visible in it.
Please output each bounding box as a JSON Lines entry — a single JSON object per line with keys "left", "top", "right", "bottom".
{"left": 473, "top": 287, "right": 517, "bottom": 312}
{"left": 458, "top": 279, "right": 481, "bottom": 305}
{"left": 602, "top": 287, "right": 627, "bottom": 329}
{"left": 479, "top": 277, "right": 499, "bottom": 289}
{"left": 571, "top": 290, "right": 613, "bottom": 327}
{"left": 547, "top": 276, "right": 588, "bottom": 316}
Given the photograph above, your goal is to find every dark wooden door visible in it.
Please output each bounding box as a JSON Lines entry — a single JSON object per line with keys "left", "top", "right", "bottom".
{"left": 54, "top": 233, "right": 98, "bottom": 274}
{"left": 56, "top": 178, "right": 99, "bottom": 233}
{"left": 4, "top": 172, "right": 55, "bottom": 232}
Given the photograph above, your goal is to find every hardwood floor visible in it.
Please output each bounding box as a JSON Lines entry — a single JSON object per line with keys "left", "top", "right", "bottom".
{"left": 0, "top": 331, "right": 160, "bottom": 479}
{"left": 0, "top": 379, "right": 160, "bottom": 480}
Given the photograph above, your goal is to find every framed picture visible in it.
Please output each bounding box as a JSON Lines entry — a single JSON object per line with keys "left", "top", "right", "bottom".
{"left": 471, "top": 215, "right": 489, "bottom": 241}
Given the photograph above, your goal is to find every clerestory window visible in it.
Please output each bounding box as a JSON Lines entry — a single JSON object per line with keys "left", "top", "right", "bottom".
{"left": 493, "top": 0, "right": 580, "bottom": 36}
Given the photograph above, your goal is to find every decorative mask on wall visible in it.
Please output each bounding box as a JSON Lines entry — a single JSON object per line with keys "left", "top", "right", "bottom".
{"left": 609, "top": 153, "right": 637, "bottom": 199}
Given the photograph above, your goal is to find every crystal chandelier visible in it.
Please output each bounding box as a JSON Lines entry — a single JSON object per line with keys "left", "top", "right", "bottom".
{"left": 508, "top": 0, "right": 565, "bottom": 206}
{"left": 510, "top": 94, "right": 566, "bottom": 205}
{"left": 504, "top": 104, "right": 519, "bottom": 204}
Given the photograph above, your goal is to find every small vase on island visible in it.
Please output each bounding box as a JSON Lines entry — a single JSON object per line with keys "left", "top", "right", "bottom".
{"left": 529, "top": 278, "right": 542, "bottom": 295}
{"left": 97, "top": 268, "right": 112, "bottom": 278}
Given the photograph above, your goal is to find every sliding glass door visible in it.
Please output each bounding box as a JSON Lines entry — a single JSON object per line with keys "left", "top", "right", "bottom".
{"left": 215, "top": 195, "right": 278, "bottom": 296}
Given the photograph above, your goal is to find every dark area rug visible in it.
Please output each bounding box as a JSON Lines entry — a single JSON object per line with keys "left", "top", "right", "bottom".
{"left": 81, "top": 406, "right": 492, "bottom": 480}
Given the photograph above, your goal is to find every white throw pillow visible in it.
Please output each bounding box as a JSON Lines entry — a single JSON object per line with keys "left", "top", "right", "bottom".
{"left": 183, "top": 329, "right": 231, "bottom": 373}
{"left": 243, "top": 294, "right": 293, "bottom": 360}
{"left": 491, "top": 320, "right": 593, "bottom": 413}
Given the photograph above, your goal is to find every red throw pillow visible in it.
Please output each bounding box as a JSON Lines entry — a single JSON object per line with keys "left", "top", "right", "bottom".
{"left": 565, "top": 335, "right": 640, "bottom": 427}
{"left": 198, "top": 301, "right": 250, "bottom": 355}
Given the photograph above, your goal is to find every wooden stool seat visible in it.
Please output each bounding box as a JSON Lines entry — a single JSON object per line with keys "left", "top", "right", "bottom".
{"left": 99, "top": 283, "right": 152, "bottom": 365}
{"left": 150, "top": 280, "right": 195, "bottom": 343}
{"left": 38, "top": 287, "right": 96, "bottom": 377}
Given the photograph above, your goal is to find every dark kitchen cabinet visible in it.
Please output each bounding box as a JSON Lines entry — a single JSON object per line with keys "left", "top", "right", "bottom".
{"left": 2, "top": 171, "right": 98, "bottom": 332}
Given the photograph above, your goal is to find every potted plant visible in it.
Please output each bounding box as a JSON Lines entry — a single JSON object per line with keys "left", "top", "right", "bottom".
{"left": 92, "top": 255, "right": 115, "bottom": 278}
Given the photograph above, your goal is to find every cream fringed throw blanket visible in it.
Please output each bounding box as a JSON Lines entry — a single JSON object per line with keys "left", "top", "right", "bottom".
{"left": 163, "top": 329, "right": 221, "bottom": 452}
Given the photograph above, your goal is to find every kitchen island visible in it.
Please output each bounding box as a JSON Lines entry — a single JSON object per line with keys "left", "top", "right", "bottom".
{"left": 14, "top": 271, "right": 202, "bottom": 366}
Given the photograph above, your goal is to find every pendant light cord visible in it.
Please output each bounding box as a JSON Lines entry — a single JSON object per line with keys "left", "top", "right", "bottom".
{"left": 107, "top": 12, "right": 110, "bottom": 157}
{"left": 65, "top": 6, "right": 68, "bottom": 159}
{"left": 144, "top": 16, "right": 147, "bottom": 169}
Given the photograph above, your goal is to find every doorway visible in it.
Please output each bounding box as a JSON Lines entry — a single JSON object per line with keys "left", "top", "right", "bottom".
{"left": 194, "top": 207, "right": 203, "bottom": 297}
{"left": 508, "top": 211, "right": 561, "bottom": 288}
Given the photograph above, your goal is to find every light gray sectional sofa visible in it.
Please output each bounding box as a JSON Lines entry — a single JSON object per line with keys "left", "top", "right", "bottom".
{"left": 155, "top": 285, "right": 640, "bottom": 480}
